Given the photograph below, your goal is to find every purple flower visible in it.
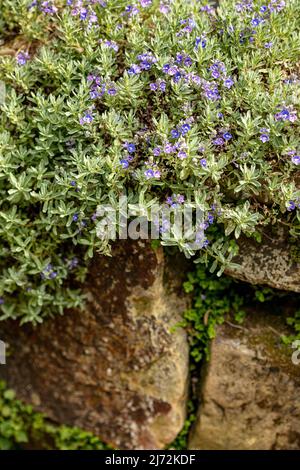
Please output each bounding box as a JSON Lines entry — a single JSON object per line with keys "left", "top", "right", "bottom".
{"left": 150, "top": 82, "right": 158, "bottom": 91}
{"left": 0, "top": 297, "right": 4, "bottom": 305}
{"left": 223, "top": 132, "right": 232, "bottom": 140}
{"left": 195, "top": 36, "right": 206, "bottom": 49}
{"left": 223, "top": 77, "right": 234, "bottom": 88}
{"left": 207, "top": 212, "right": 214, "bottom": 225}
{"left": 200, "top": 158, "right": 207, "bottom": 168}
{"left": 177, "top": 150, "right": 187, "bottom": 159}
{"left": 41, "top": 1, "right": 58, "bottom": 14}
{"left": 268, "top": 0, "right": 286, "bottom": 13}
{"left": 251, "top": 18, "right": 261, "bottom": 27}
{"left": 159, "top": 3, "right": 170, "bottom": 14}
{"left": 213, "top": 137, "right": 225, "bottom": 146}
{"left": 184, "top": 56, "right": 193, "bottom": 67}
{"left": 159, "top": 80, "right": 166, "bottom": 92}
{"left": 260, "top": 133, "right": 269, "bottom": 143}
{"left": 69, "top": 257, "right": 79, "bottom": 270}
{"left": 70, "top": 180, "right": 76, "bottom": 187}
{"left": 128, "top": 64, "right": 141, "bottom": 75}
{"left": 120, "top": 159, "right": 129, "bottom": 169}
{"left": 275, "top": 107, "right": 297, "bottom": 122}
{"left": 79, "top": 111, "right": 94, "bottom": 125}
{"left": 145, "top": 168, "right": 160, "bottom": 179}
{"left": 79, "top": 8, "right": 88, "bottom": 20}
{"left": 73, "top": 214, "right": 79, "bottom": 222}
{"left": 16, "top": 51, "right": 30, "bottom": 65}
{"left": 28, "top": 0, "right": 38, "bottom": 9}
{"left": 236, "top": 1, "right": 254, "bottom": 12}
{"left": 287, "top": 201, "right": 296, "bottom": 211}
{"left": 181, "top": 123, "right": 191, "bottom": 135}
{"left": 291, "top": 155, "right": 300, "bottom": 165}
{"left": 41, "top": 263, "right": 57, "bottom": 280}
{"left": 140, "top": 60, "right": 151, "bottom": 71}
{"left": 171, "top": 129, "right": 180, "bottom": 139}
{"left": 145, "top": 169, "right": 154, "bottom": 178}
{"left": 202, "top": 81, "right": 221, "bottom": 101}
{"left": 140, "top": 0, "right": 152, "bottom": 7}
{"left": 124, "top": 142, "right": 136, "bottom": 153}
{"left": 164, "top": 142, "right": 175, "bottom": 154}
{"left": 264, "top": 42, "right": 273, "bottom": 48}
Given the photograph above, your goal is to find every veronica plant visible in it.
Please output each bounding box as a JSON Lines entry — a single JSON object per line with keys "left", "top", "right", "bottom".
{"left": 0, "top": 0, "right": 299, "bottom": 322}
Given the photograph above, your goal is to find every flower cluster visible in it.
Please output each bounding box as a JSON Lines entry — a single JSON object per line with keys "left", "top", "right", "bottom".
{"left": 275, "top": 106, "right": 297, "bottom": 122}
{"left": 87, "top": 73, "right": 117, "bottom": 99}
{"left": 128, "top": 52, "right": 157, "bottom": 75}
{"left": 0, "top": 0, "right": 299, "bottom": 322}
{"left": 16, "top": 51, "right": 30, "bottom": 66}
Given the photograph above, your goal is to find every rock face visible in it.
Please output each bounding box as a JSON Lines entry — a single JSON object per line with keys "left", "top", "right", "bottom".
{"left": 225, "top": 228, "right": 300, "bottom": 292}
{"left": 189, "top": 310, "right": 300, "bottom": 450}
{"left": 0, "top": 241, "right": 189, "bottom": 450}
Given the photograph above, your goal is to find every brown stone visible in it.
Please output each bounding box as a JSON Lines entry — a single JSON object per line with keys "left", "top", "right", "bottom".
{"left": 225, "top": 227, "right": 300, "bottom": 293}
{"left": 0, "top": 241, "right": 189, "bottom": 450}
{"left": 188, "top": 310, "right": 300, "bottom": 450}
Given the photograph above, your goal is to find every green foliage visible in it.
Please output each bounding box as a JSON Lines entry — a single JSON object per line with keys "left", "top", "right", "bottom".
{"left": 180, "top": 263, "right": 245, "bottom": 363}
{"left": 0, "top": 0, "right": 299, "bottom": 322}
{"left": 0, "top": 381, "right": 111, "bottom": 450}
{"left": 168, "top": 400, "right": 196, "bottom": 450}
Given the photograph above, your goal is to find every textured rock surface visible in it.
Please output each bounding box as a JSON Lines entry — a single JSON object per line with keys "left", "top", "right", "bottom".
{"left": 0, "top": 241, "right": 189, "bottom": 450}
{"left": 225, "top": 228, "right": 300, "bottom": 292}
{"left": 188, "top": 310, "right": 300, "bottom": 450}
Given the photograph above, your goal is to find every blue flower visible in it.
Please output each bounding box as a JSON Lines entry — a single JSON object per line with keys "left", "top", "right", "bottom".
{"left": 16, "top": 51, "right": 30, "bottom": 65}
{"left": 125, "top": 143, "right": 136, "bottom": 153}
{"left": 79, "top": 111, "right": 94, "bottom": 125}
{"left": 200, "top": 158, "right": 207, "bottom": 168}
{"left": 251, "top": 18, "right": 261, "bottom": 27}
{"left": 223, "top": 77, "right": 234, "bottom": 88}
{"left": 181, "top": 123, "right": 191, "bottom": 135}
{"left": 291, "top": 155, "right": 300, "bottom": 165}
{"left": 223, "top": 132, "right": 232, "bottom": 140}
{"left": 171, "top": 129, "right": 180, "bottom": 139}
{"left": 120, "top": 159, "right": 129, "bottom": 169}
{"left": 140, "top": 60, "right": 151, "bottom": 70}
{"left": 287, "top": 201, "right": 296, "bottom": 211}
{"left": 177, "top": 150, "right": 187, "bottom": 159}
{"left": 260, "top": 134, "right": 269, "bottom": 143}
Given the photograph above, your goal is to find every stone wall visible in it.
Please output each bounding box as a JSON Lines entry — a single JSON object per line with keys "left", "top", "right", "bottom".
{"left": 0, "top": 239, "right": 300, "bottom": 449}
{"left": 0, "top": 241, "right": 189, "bottom": 450}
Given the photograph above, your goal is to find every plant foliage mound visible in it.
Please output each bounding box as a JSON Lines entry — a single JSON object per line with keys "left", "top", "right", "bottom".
{"left": 0, "top": 0, "right": 299, "bottom": 322}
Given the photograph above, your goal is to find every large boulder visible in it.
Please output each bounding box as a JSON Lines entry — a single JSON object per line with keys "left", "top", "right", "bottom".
{"left": 189, "top": 309, "right": 300, "bottom": 450}
{"left": 225, "top": 227, "right": 300, "bottom": 293}
{"left": 0, "top": 241, "right": 189, "bottom": 450}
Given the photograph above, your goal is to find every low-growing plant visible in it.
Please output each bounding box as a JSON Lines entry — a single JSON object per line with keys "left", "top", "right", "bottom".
{"left": 0, "top": 0, "right": 299, "bottom": 322}
{"left": 0, "top": 380, "right": 111, "bottom": 450}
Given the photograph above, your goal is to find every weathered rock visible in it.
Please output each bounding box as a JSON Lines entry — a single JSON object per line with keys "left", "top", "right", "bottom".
{"left": 189, "top": 309, "right": 300, "bottom": 450}
{"left": 0, "top": 241, "right": 189, "bottom": 450}
{"left": 225, "top": 228, "right": 300, "bottom": 292}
